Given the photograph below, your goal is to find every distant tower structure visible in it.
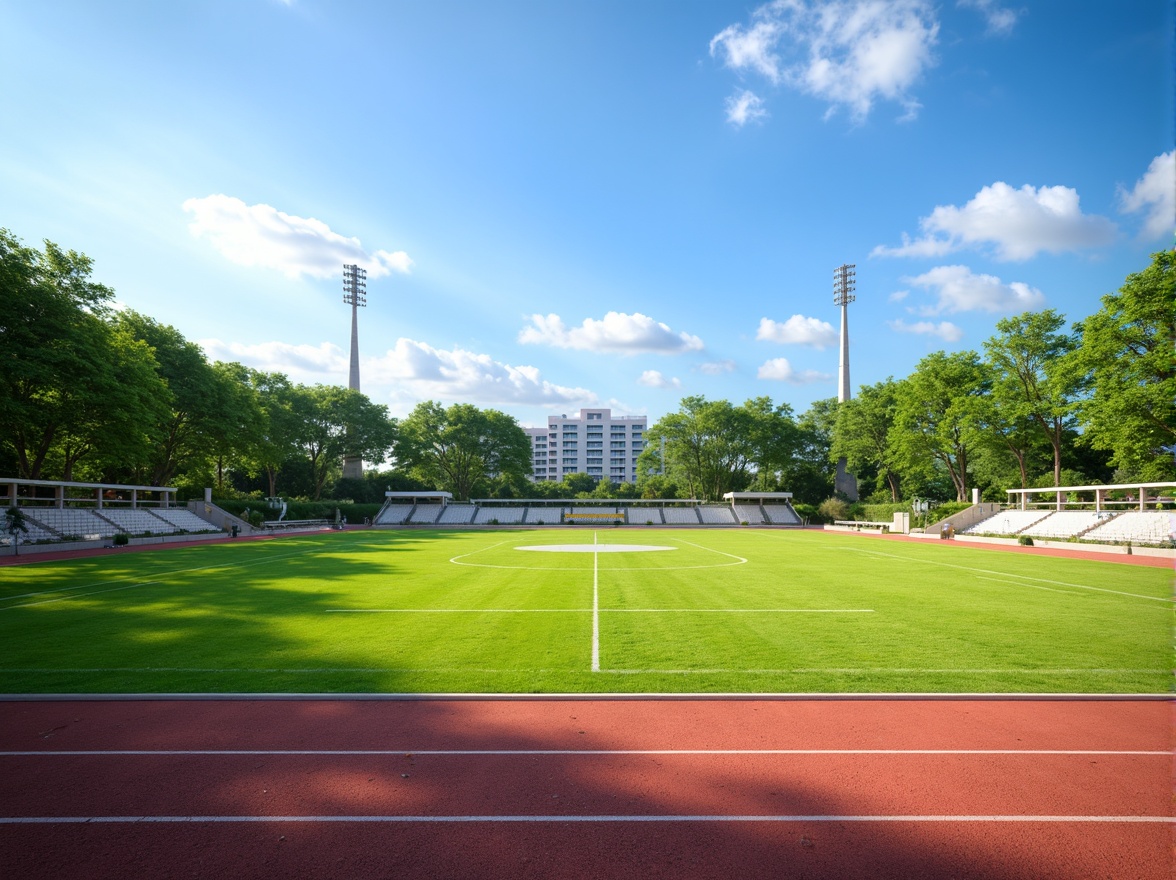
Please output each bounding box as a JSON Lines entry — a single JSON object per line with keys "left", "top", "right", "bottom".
{"left": 341, "top": 263, "right": 367, "bottom": 480}
{"left": 833, "top": 263, "right": 859, "bottom": 501}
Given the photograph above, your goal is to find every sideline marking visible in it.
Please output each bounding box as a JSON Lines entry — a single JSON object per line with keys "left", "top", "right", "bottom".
{"left": 843, "top": 546, "right": 1171, "bottom": 603}
{"left": 974, "top": 576, "right": 1081, "bottom": 595}
{"left": 592, "top": 531, "right": 600, "bottom": 673}
{"left": 5, "top": 748, "right": 1166, "bottom": 757}
{"left": 3, "top": 815, "right": 1171, "bottom": 824}
{"left": 323, "top": 609, "right": 873, "bottom": 614}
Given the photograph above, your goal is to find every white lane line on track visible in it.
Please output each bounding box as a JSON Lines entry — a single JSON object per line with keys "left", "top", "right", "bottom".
{"left": 3, "top": 815, "right": 1172, "bottom": 824}
{"left": 3, "top": 749, "right": 1167, "bottom": 757}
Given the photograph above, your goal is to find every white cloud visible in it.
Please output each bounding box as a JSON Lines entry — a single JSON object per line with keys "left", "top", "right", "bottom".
{"left": 198, "top": 338, "right": 346, "bottom": 382}
{"left": 518, "top": 312, "right": 704, "bottom": 354}
{"left": 756, "top": 314, "right": 838, "bottom": 348}
{"left": 367, "top": 338, "right": 596, "bottom": 408}
{"left": 872, "top": 182, "right": 1117, "bottom": 261}
{"left": 710, "top": 0, "right": 939, "bottom": 123}
{"left": 888, "top": 289, "right": 909, "bottom": 302}
{"left": 698, "top": 360, "right": 737, "bottom": 375}
{"left": 886, "top": 318, "right": 964, "bottom": 341}
{"left": 757, "top": 357, "right": 832, "bottom": 384}
{"left": 903, "top": 265, "right": 1044, "bottom": 314}
{"left": 958, "top": 0, "right": 1020, "bottom": 35}
{"left": 637, "top": 370, "right": 682, "bottom": 390}
{"left": 725, "top": 89, "right": 769, "bottom": 126}
{"left": 1119, "top": 150, "right": 1176, "bottom": 242}
{"left": 182, "top": 194, "right": 412, "bottom": 279}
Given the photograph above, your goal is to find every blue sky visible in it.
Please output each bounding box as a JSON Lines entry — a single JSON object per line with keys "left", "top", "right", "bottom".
{"left": 3, "top": 0, "right": 1172, "bottom": 429}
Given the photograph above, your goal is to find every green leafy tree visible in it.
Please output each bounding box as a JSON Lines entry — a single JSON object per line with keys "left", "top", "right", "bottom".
{"left": 115, "top": 311, "right": 228, "bottom": 486}
{"left": 4, "top": 506, "right": 29, "bottom": 556}
{"left": 206, "top": 362, "right": 265, "bottom": 493}
{"left": 1075, "top": 252, "right": 1176, "bottom": 480}
{"left": 396, "top": 401, "right": 530, "bottom": 501}
{"left": 248, "top": 372, "right": 304, "bottom": 498}
{"left": 983, "top": 309, "right": 1081, "bottom": 487}
{"left": 891, "top": 351, "right": 989, "bottom": 502}
{"left": 644, "top": 396, "right": 758, "bottom": 501}
{"left": 832, "top": 379, "right": 903, "bottom": 501}
{"left": 783, "top": 398, "right": 838, "bottom": 504}
{"left": 294, "top": 384, "right": 397, "bottom": 500}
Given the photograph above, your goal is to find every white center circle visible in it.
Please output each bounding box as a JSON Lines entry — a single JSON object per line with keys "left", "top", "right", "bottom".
{"left": 516, "top": 544, "right": 677, "bottom": 553}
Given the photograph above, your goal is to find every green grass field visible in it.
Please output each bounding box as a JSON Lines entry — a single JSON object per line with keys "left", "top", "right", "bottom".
{"left": 1, "top": 528, "right": 1171, "bottom": 694}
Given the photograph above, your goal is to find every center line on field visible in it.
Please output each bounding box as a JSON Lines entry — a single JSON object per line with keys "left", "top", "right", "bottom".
{"left": 592, "top": 531, "right": 600, "bottom": 673}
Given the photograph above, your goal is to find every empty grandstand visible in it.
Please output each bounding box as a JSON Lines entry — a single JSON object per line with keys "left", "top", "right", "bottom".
{"left": 628, "top": 507, "right": 664, "bottom": 524}
{"left": 763, "top": 505, "right": 801, "bottom": 525}
{"left": 1083, "top": 512, "right": 1174, "bottom": 546}
{"left": 155, "top": 508, "right": 219, "bottom": 532}
{"left": 662, "top": 507, "right": 702, "bottom": 524}
{"left": 408, "top": 505, "right": 444, "bottom": 524}
{"left": 436, "top": 505, "right": 477, "bottom": 525}
{"left": 1020, "top": 511, "right": 1107, "bottom": 540}
{"left": 733, "top": 504, "right": 766, "bottom": 524}
{"left": 473, "top": 507, "right": 526, "bottom": 524}
{"left": 963, "top": 509, "right": 1052, "bottom": 535}
{"left": 99, "top": 508, "right": 177, "bottom": 535}
{"left": 23, "top": 509, "right": 120, "bottom": 540}
{"left": 699, "top": 506, "right": 737, "bottom": 524}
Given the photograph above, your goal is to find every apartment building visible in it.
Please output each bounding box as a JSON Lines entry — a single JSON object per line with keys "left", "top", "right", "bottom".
{"left": 525, "top": 408, "right": 646, "bottom": 484}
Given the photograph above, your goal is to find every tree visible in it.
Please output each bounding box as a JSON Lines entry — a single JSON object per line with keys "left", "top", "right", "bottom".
{"left": 248, "top": 372, "right": 304, "bottom": 497}
{"left": 294, "top": 384, "right": 397, "bottom": 500}
{"left": 644, "top": 396, "right": 758, "bottom": 501}
{"left": 891, "top": 351, "right": 988, "bottom": 502}
{"left": 1075, "top": 252, "right": 1176, "bottom": 480}
{"left": 783, "top": 398, "right": 837, "bottom": 504}
{"left": 115, "top": 311, "right": 227, "bottom": 486}
{"left": 396, "top": 401, "right": 530, "bottom": 501}
{"left": 205, "top": 362, "right": 264, "bottom": 493}
{"left": 832, "top": 379, "right": 903, "bottom": 501}
{"left": 0, "top": 231, "right": 121, "bottom": 478}
{"left": 983, "top": 309, "right": 1081, "bottom": 487}
{"left": 4, "top": 506, "right": 29, "bottom": 556}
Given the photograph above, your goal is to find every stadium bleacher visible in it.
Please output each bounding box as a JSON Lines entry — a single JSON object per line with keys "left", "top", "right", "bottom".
{"left": 23, "top": 509, "right": 120, "bottom": 540}
{"left": 698, "top": 506, "right": 737, "bottom": 524}
{"left": 408, "top": 505, "right": 443, "bottom": 524}
{"left": 473, "top": 507, "right": 526, "bottom": 524}
{"left": 733, "top": 504, "right": 765, "bottom": 524}
{"left": 100, "top": 508, "right": 177, "bottom": 535}
{"left": 763, "top": 504, "right": 801, "bottom": 525}
{"left": 627, "top": 507, "right": 664, "bottom": 524}
{"left": 1020, "top": 511, "right": 1106, "bottom": 540}
{"left": 154, "top": 508, "right": 219, "bottom": 532}
{"left": 1083, "top": 511, "right": 1174, "bottom": 546}
{"left": 962, "top": 509, "right": 1051, "bottom": 535}
{"left": 662, "top": 507, "right": 702, "bottom": 524}
{"left": 375, "top": 504, "right": 415, "bottom": 525}
{"left": 436, "top": 505, "right": 476, "bottom": 524}
{"left": 0, "top": 516, "right": 58, "bottom": 545}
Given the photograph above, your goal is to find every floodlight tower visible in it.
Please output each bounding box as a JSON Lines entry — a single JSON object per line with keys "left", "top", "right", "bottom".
{"left": 342, "top": 264, "right": 367, "bottom": 480}
{"left": 832, "top": 263, "right": 859, "bottom": 501}
{"left": 833, "top": 263, "right": 855, "bottom": 404}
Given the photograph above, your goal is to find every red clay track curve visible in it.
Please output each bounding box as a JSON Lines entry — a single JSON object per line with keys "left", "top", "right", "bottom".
{"left": 1, "top": 698, "right": 1171, "bottom": 879}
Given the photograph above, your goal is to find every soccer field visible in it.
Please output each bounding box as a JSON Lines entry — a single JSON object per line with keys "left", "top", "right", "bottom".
{"left": 0, "top": 529, "right": 1171, "bottom": 694}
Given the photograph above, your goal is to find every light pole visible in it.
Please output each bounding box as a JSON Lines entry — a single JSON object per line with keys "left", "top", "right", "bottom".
{"left": 833, "top": 263, "right": 859, "bottom": 501}
{"left": 342, "top": 264, "right": 367, "bottom": 481}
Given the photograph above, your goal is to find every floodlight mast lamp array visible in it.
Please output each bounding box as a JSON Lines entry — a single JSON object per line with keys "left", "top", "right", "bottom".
{"left": 833, "top": 263, "right": 856, "bottom": 404}
{"left": 342, "top": 263, "right": 367, "bottom": 480}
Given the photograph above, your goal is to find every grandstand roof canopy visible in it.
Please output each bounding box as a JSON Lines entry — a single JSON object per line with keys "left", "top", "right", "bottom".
{"left": 384, "top": 491, "right": 453, "bottom": 503}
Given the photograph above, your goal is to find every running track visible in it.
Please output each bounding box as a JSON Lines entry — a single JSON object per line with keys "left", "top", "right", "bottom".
{"left": 1, "top": 698, "right": 1171, "bottom": 879}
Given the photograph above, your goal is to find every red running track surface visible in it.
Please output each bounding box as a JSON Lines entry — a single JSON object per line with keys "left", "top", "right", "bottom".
{"left": 0, "top": 698, "right": 1171, "bottom": 879}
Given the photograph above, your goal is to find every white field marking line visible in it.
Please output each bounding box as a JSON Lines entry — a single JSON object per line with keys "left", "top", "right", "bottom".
{"left": 592, "top": 531, "right": 600, "bottom": 673}
{"left": 843, "top": 546, "right": 1172, "bottom": 604}
{"left": 447, "top": 540, "right": 511, "bottom": 566}
{"left": 974, "top": 576, "right": 1081, "bottom": 596}
{"left": 8, "top": 666, "right": 1162, "bottom": 676}
{"left": 325, "top": 609, "right": 591, "bottom": 613}
{"left": 324, "top": 608, "right": 873, "bottom": 613}
{"left": 3, "top": 815, "right": 1172, "bottom": 825}
{"left": 602, "top": 668, "right": 1162, "bottom": 675}
{"left": 667, "top": 537, "right": 748, "bottom": 565}
{"left": 0, "top": 549, "right": 320, "bottom": 611}
{"left": 5, "top": 748, "right": 1167, "bottom": 757}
